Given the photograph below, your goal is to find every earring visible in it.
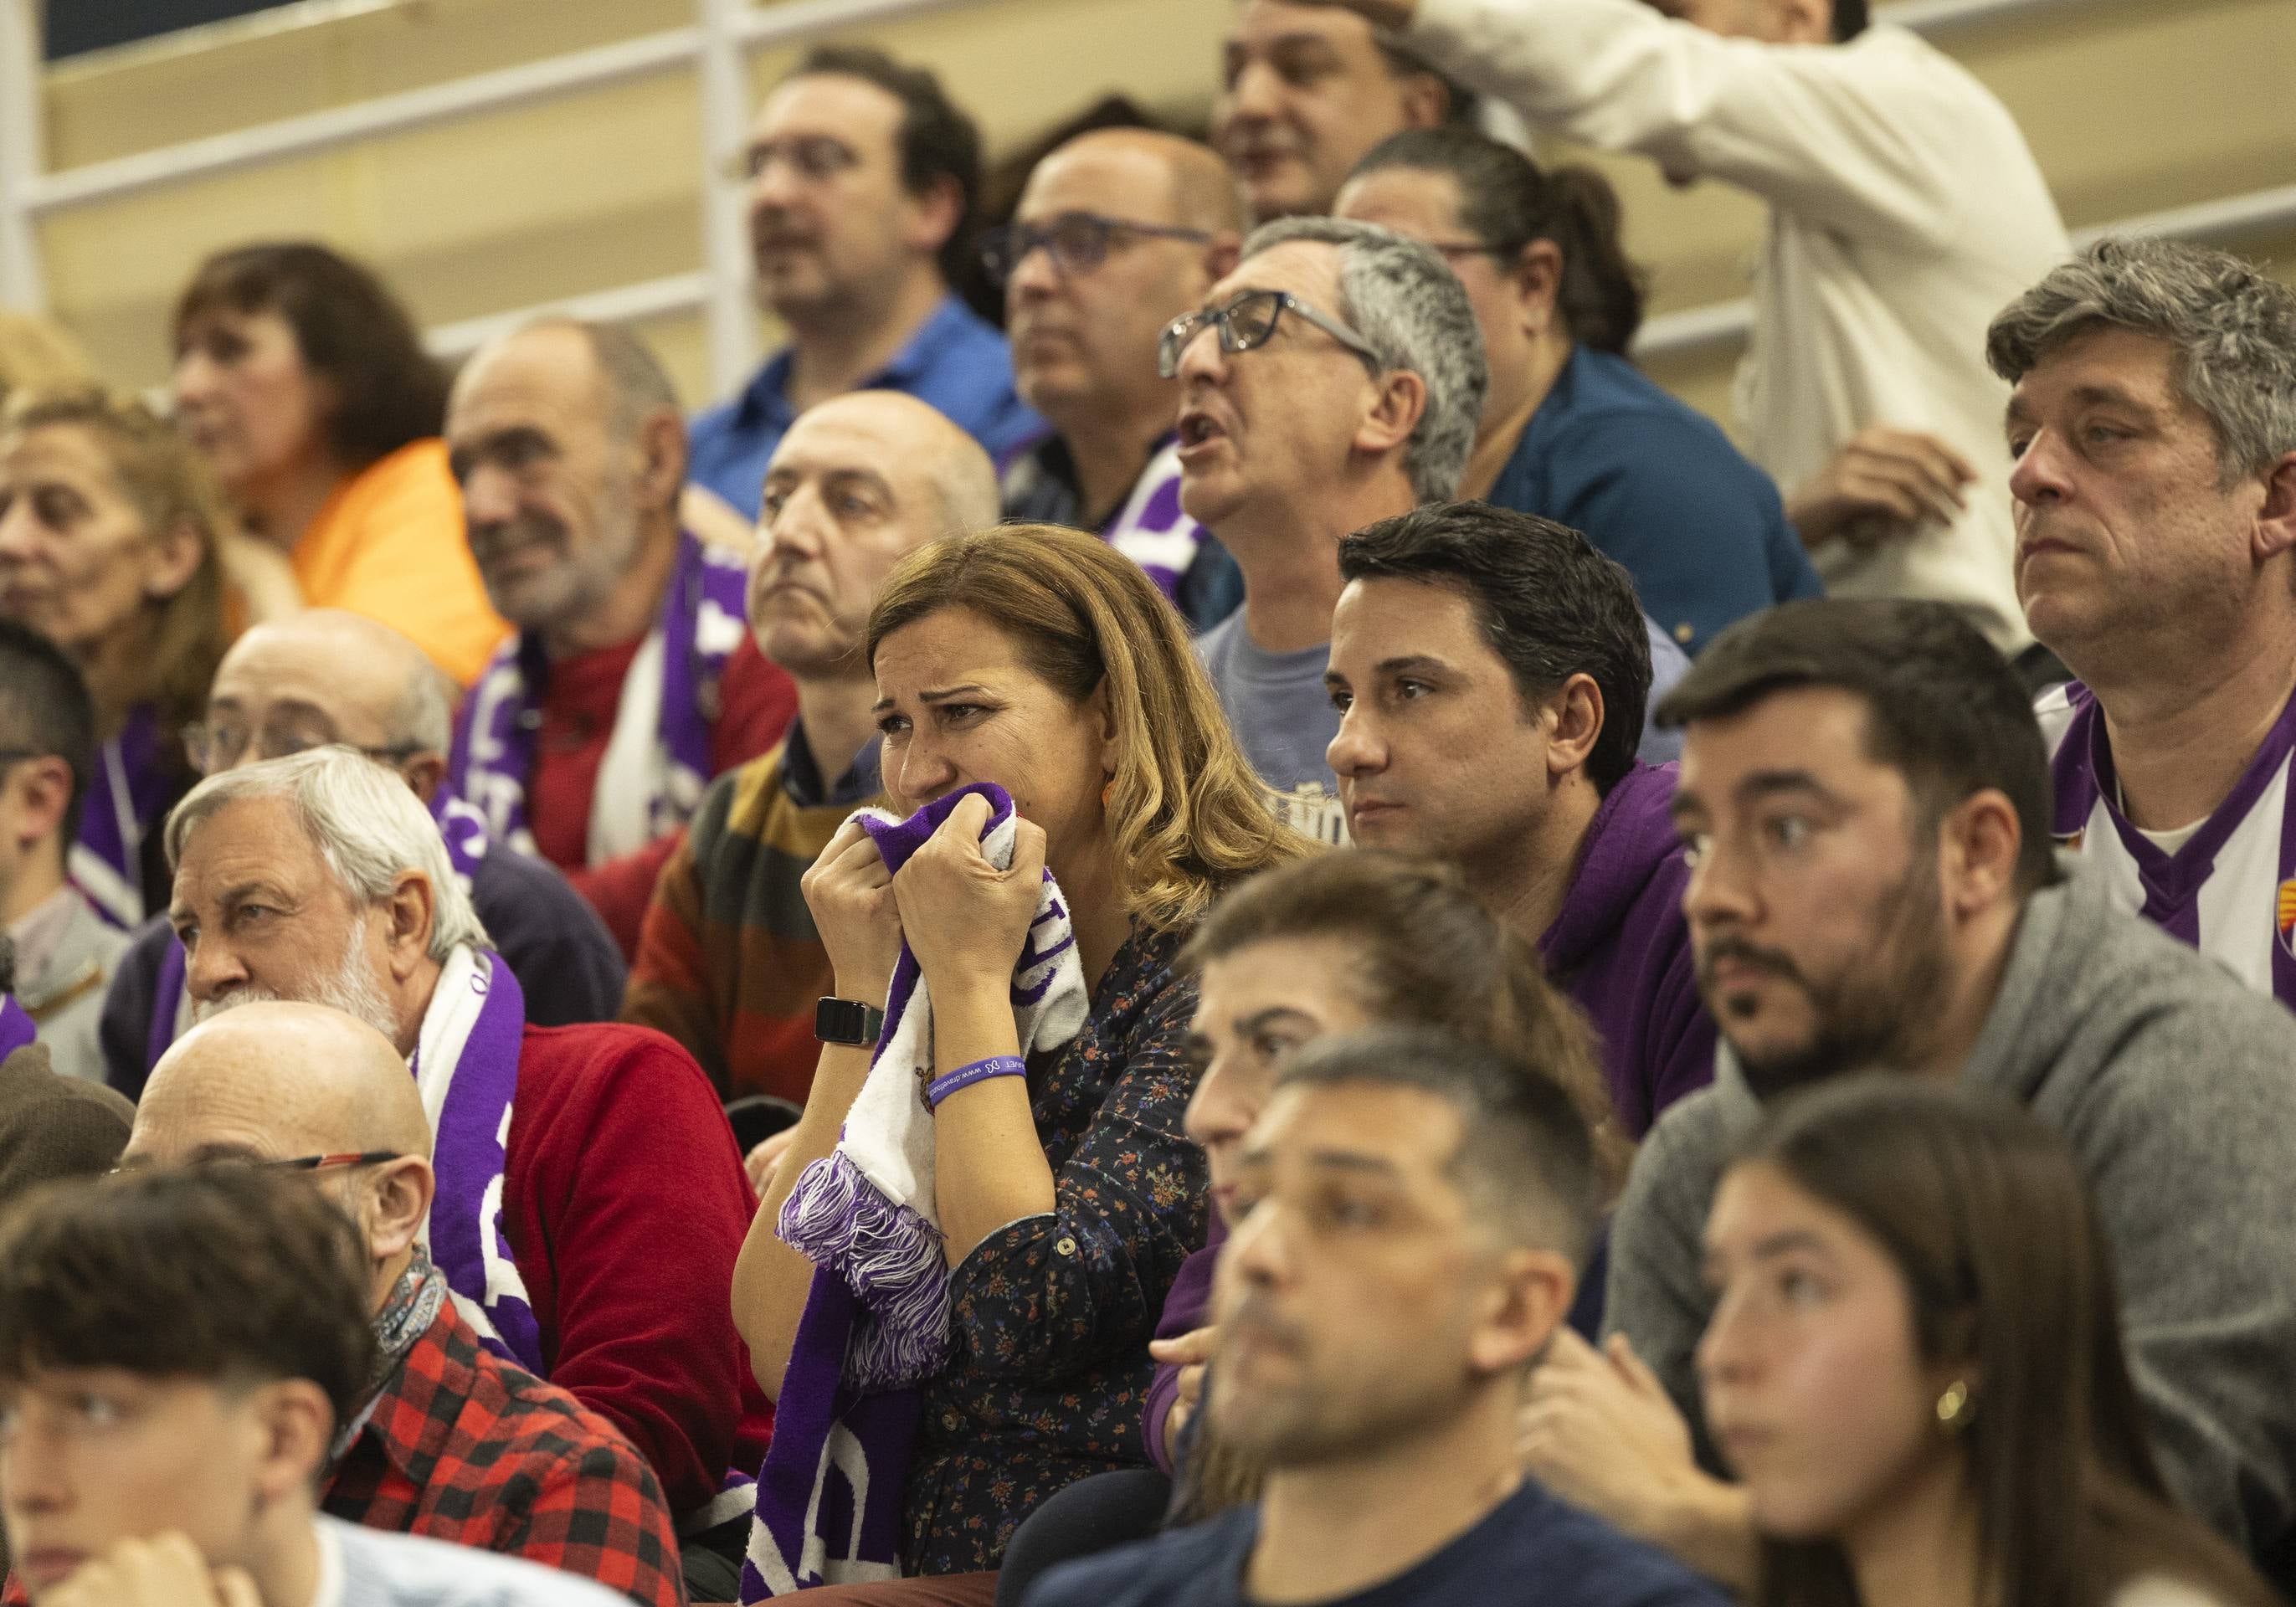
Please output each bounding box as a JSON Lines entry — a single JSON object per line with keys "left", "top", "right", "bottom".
{"left": 1935, "top": 1379, "right": 1974, "bottom": 1432}
{"left": 1101, "top": 776, "right": 1114, "bottom": 806}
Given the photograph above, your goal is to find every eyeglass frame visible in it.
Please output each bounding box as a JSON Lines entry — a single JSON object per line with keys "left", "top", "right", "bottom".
{"left": 979, "top": 212, "right": 1215, "bottom": 286}
{"left": 181, "top": 722, "right": 428, "bottom": 778}
{"left": 109, "top": 1150, "right": 403, "bottom": 1178}
{"left": 1156, "top": 288, "right": 1388, "bottom": 382}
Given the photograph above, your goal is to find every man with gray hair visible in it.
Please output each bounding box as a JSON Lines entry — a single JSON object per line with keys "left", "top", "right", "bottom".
{"left": 161, "top": 746, "right": 774, "bottom": 1569}
{"left": 1993, "top": 238, "right": 2296, "bottom": 1011}
{"left": 1171, "top": 218, "right": 1684, "bottom": 840}
{"left": 444, "top": 320, "right": 796, "bottom": 958}
{"left": 99, "top": 610, "right": 624, "bottom": 1098}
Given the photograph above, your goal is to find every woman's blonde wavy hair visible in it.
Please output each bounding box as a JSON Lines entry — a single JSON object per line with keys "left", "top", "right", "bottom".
{"left": 866, "top": 524, "right": 1312, "bottom": 933}
{"left": 0, "top": 384, "right": 231, "bottom": 739}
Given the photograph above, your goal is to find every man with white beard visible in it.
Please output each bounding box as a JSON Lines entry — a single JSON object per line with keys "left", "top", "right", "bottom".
{"left": 161, "top": 747, "right": 772, "bottom": 1579}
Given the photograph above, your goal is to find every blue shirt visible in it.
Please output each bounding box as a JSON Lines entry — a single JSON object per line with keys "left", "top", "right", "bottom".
{"left": 1023, "top": 1475, "right": 1728, "bottom": 1607}
{"left": 687, "top": 293, "right": 1043, "bottom": 519}
{"left": 1491, "top": 346, "right": 1821, "bottom": 655}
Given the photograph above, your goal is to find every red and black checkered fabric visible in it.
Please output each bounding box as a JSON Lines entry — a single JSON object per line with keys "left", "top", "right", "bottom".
{"left": 323, "top": 1297, "right": 687, "bottom": 1607}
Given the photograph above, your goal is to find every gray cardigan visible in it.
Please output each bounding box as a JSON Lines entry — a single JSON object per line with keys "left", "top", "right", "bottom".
{"left": 1608, "top": 859, "right": 2296, "bottom": 1559}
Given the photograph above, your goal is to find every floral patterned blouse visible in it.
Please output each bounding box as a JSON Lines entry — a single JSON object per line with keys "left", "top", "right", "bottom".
{"left": 901, "top": 924, "right": 1210, "bottom": 1574}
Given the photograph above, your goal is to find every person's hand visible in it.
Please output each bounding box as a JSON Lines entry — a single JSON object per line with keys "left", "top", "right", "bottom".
{"left": 800, "top": 818, "right": 904, "bottom": 1006}
{"left": 1785, "top": 426, "right": 1976, "bottom": 552}
{"left": 44, "top": 1533, "right": 262, "bottom": 1607}
{"left": 890, "top": 793, "right": 1049, "bottom": 992}
{"left": 1518, "top": 1330, "right": 1704, "bottom": 1534}
{"left": 746, "top": 1127, "right": 800, "bottom": 1198}
{"left": 1149, "top": 1324, "right": 1219, "bottom": 1457}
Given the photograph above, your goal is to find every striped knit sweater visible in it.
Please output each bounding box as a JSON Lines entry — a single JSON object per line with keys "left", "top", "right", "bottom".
{"left": 621, "top": 730, "right": 881, "bottom": 1102}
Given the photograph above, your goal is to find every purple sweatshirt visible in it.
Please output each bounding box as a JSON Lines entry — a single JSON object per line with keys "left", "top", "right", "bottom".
{"left": 1143, "top": 1214, "right": 1225, "bottom": 1474}
{"left": 1539, "top": 762, "right": 1715, "bottom": 1137}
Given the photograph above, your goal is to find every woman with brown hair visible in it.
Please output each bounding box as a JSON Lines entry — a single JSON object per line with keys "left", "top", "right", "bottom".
{"left": 1700, "top": 1076, "right": 2278, "bottom": 1607}
{"left": 170, "top": 241, "right": 505, "bottom": 685}
{"left": 0, "top": 386, "right": 232, "bottom": 927}
{"left": 732, "top": 524, "right": 1307, "bottom": 1598}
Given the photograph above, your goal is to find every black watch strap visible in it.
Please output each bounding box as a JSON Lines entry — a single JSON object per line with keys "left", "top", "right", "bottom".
{"left": 814, "top": 996, "right": 886, "bottom": 1047}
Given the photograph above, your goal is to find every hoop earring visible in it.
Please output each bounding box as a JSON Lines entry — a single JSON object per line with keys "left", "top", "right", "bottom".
{"left": 1936, "top": 1379, "right": 1975, "bottom": 1432}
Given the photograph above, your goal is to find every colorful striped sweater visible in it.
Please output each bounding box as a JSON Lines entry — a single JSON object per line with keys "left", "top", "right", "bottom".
{"left": 620, "top": 729, "right": 881, "bottom": 1103}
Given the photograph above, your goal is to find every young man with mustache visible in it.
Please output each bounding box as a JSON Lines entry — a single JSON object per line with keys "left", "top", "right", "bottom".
{"left": 444, "top": 319, "right": 795, "bottom": 957}
{"left": 1498, "top": 598, "right": 2296, "bottom": 1594}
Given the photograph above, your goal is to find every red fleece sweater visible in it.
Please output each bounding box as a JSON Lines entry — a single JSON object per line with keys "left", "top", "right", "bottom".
{"left": 503, "top": 1020, "right": 773, "bottom": 1517}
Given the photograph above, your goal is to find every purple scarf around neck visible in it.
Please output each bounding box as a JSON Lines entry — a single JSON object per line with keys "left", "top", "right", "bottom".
{"left": 70, "top": 704, "right": 176, "bottom": 929}
{"left": 0, "top": 995, "right": 34, "bottom": 1059}
{"left": 446, "top": 531, "right": 748, "bottom": 860}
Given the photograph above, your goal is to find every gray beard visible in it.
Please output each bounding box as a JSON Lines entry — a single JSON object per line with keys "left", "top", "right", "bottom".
{"left": 193, "top": 920, "right": 403, "bottom": 1046}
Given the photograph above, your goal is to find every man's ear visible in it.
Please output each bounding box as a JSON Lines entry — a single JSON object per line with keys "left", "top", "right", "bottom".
{"left": 635, "top": 407, "right": 690, "bottom": 521}
{"left": 381, "top": 872, "right": 438, "bottom": 983}
{"left": 2252, "top": 451, "right": 2296, "bottom": 567}
{"left": 1353, "top": 368, "right": 1427, "bottom": 462}
{"left": 1940, "top": 788, "right": 2022, "bottom": 920}
{"left": 905, "top": 174, "right": 967, "bottom": 259}
{"left": 398, "top": 752, "right": 447, "bottom": 808}
{"left": 1773, "top": 0, "right": 1834, "bottom": 44}
{"left": 8, "top": 754, "right": 74, "bottom": 850}
{"left": 1541, "top": 673, "right": 1608, "bottom": 783}
{"left": 1398, "top": 70, "right": 1451, "bottom": 131}
{"left": 1510, "top": 239, "right": 1565, "bottom": 339}
{"left": 1469, "top": 1245, "right": 1576, "bottom": 1377}
{"left": 367, "top": 1157, "right": 436, "bottom": 1264}
{"left": 1200, "top": 234, "right": 1243, "bottom": 289}
{"left": 249, "top": 1377, "right": 335, "bottom": 1502}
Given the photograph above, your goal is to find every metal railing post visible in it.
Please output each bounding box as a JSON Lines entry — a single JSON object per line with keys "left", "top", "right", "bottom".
{"left": 696, "top": 0, "right": 758, "bottom": 403}
{"left": 0, "top": 0, "right": 47, "bottom": 311}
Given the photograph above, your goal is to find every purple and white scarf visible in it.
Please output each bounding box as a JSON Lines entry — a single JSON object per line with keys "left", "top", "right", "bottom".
{"left": 449, "top": 531, "right": 749, "bottom": 863}
{"left": 412, "top": 942, "right": 545, "bottom": 1375}
{"left": 741, "top": 783, "right": 1089, "bottom": 1598}
{"left": 0, "top": 994, "right": 35, "bottom": 1060}
{"left": 1104, "top": 439, "right": 1205, "bottom": 603}
{"left": 144, "top": 791, "right": 495, "bottom": 1084}
{"left": 70, "top": 705, "right": 177, "bottom": 928}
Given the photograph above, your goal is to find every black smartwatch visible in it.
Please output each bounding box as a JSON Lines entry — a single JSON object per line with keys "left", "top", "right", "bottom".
{"left": 814, "top": 997, "right": 886, "bottom": 1047}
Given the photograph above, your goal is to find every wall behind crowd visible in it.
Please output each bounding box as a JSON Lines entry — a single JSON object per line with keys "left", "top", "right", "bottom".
{"left": 26, "top": 0, "right": 2296, "bottom": 429}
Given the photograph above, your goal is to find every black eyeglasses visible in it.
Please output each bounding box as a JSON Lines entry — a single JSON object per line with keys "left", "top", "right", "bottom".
{"left": 980, "top": 212, "right": 1214, "bottom": 286}
{"left": 258, "top": 1151, "right": 403, "bottom": 1173}
{"left": 182, "top": 723, "right": 425, "bottom": 778}
{"left": 1156, "top": 289, "right": 1385, "bottom": 381}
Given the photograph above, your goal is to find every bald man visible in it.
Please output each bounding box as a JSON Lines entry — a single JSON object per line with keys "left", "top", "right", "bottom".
{"left": 625, "top": 392, "right": 994, "bottom": 1109}
{"left": 96, "top": 610, "right": 624, "bottom": 1098}
{"left": 445, "top": 320, "right": 797, "bottom": 958}
{"left": 121, "top": 1004, "right": 686, "bottom": 1607}
{"left": 999, "top": 128, "right": 1249, "bottom": 630}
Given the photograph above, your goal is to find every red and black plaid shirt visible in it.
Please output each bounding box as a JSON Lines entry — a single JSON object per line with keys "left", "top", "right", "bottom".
{"left": 323, "top": 1296, "right": 687, "bottom": 1607}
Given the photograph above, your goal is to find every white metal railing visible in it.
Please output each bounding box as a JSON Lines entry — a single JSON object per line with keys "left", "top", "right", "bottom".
{"left": 3, "top": 0, "right": 2291, "bottom": 393}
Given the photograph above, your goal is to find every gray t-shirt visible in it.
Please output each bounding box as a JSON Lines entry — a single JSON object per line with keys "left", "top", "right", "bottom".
{"left": 1194, "top": 612, "right": 1691, "bottom": 845}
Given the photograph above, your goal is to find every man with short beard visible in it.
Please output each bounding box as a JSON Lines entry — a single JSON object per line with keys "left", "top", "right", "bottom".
{"left": 445, "top": 320, "right": 795, "bottom": 957}
{"left": 1497, "top": 598, "right": 2296, "bottom": 1593}
{"left": 162, "top": 747, "right": 773, "bottom": 1577}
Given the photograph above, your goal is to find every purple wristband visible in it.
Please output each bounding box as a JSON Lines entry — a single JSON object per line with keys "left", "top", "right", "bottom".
{"left": 927, "top": 1055, "right": 1027, "bottom": 1110}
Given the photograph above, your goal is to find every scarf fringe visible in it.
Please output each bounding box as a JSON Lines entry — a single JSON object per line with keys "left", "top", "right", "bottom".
{"left": 780, "top": 1150, "right": 950, "bottom": 1390}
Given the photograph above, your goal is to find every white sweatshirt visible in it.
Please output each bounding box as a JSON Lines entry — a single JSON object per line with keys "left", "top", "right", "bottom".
{"left": 1405, "top": 0, "right": 2069, "bottom": 652}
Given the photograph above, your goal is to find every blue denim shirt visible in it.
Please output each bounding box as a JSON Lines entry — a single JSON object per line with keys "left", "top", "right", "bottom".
{"left": 687, "top": 294, "right": 1043, "bottom": 520}
{"left": 1490, "top": 346, "right": 1821, "bottom": 656}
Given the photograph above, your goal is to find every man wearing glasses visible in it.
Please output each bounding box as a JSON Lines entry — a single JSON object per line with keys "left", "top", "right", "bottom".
{"left": 994, "top": 128, "right": 1249, "bottom": 631}
{"left": 95, "top": 610, "right": 624, "bottom": 1100}
{"left": 686, "top": 45, "right": 1040, "bottom": 526}
{"left": 0, "top": 622, "right": 126, "bottom": 1086}
{"left": 105, "top": 1002, "right": 686, "bottom": 1607}
{"left": 1167, "top": 217, "right": 1485, "bottom": 845}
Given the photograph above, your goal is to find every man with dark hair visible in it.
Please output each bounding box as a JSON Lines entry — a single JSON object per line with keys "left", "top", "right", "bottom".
{"left": 688, "top": 45, "right": 1039, "bottom": 523}
{"left": 1026, "top": 1026, "right": 1725, "bottom": 1607}
{"left": 0, "top": 621, "right": 125, "bottom": 1084}
{"left": 0, "top": 1165, "right": 634, "bottom": 1607}
{"left": 1212, "top": 0, "right": 1476, "bottom": 222}
{"left": 1989, "top": 239, "right": 2296, "bottom": 1010}
{"left": 445, "top": 319, "right": 797, "bottom": 957}
{"left": 1297, "top": 0, "right": 2064, "bottom": 666}
{"left": 1497, "top": 597, "right": 2296, "bottom": 1592}
{"left": 996, "top": 128, "right": 1249, "bottom": 629}
{"left": 119, "top": 1003, "right": 686, "bottom": 1607}
{"left": 1327, "top": 503, "right": 1713, "bottom": 1134}
{"left": 100, "top": 608, "right": 625, "bottom": 1098}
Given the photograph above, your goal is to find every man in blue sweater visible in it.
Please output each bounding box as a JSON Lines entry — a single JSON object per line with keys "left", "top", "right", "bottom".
{"left": 1025, "top": 1029, "right": 1728, "bottom": 1607}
